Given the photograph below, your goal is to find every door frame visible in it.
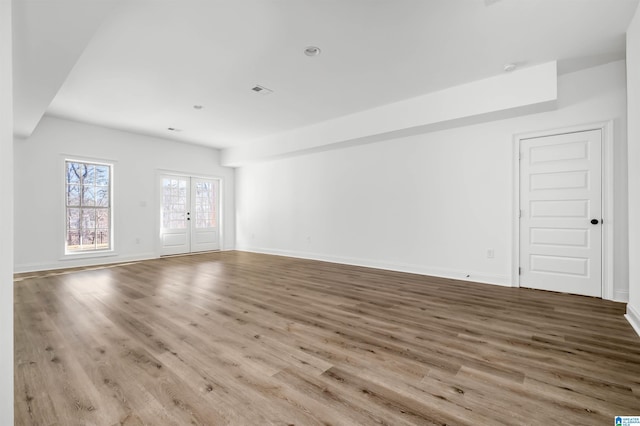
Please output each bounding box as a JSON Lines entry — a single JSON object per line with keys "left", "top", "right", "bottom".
{"left": 155, "top": 170, "right": 224, "bottom": 256}
{"left": 512, "top": 121, "right": 614, "bottom": 300}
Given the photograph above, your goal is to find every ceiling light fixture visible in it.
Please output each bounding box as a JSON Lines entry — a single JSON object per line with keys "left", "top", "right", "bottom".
{"left": 167, "top": 127, "right": 182, "bottom": 132}
{"left": 193, "top": 105, "right": 203, "bottom": 110}
{"left": 503, "top": 63, "right": 517, "bottom": 72}
{"left": 304, "top": 46, "right": 321, "bottom": 57}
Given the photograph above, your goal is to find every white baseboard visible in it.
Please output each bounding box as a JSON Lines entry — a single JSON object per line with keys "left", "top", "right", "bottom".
{"left": 14, "top": 252, "right": 158, "bottom": 274}
{"left": 614, "top": 290, "right": 629, "bottom": 303}
{"left": 236, "top": 246, "right": 512, "bottom": 287}
{"left": 14, "top": 247, "right": 240, "bottom": 274}
{"left": 626, "top": 304, "right": 640, "bottom": 338}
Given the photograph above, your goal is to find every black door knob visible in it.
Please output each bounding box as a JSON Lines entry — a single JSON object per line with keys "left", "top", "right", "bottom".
{"left": 591, "top": 219, "right": 599, "bottom": 225}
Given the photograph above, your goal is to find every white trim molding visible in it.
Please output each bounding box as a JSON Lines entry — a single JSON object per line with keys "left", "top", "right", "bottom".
{"left": 14, "top": 252, "right": 158, "bottom": 274}
{"left": 615, "top": 290, "right": 629, "bottom": 303}
{"left": 626, "top": 304, "right": 640, "bottom": 338}
{"left": 236, "top": 246, "right": 512, "bottom": 287}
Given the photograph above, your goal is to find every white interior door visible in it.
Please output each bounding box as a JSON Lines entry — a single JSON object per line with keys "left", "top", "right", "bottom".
{"left": 519, "top": 129, "right": 602, "bottom": 297}
{"left": 160, "top": 175, "right": 220, "bottom": 256}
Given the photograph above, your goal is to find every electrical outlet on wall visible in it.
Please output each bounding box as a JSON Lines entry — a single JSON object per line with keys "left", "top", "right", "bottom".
{"left": 487, "top": 248, "right": 495, "bottom": 258}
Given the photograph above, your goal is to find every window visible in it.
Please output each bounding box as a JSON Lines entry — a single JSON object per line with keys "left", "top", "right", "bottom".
{"left": 65, "top": 160, "right": 112, "bottom": 253}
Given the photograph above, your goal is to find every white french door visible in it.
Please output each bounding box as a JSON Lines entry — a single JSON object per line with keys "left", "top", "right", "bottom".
{"left": 159, "top": 174, "right": 220, "bottom": 256}
{"left": 519, "top": 129, "right": 602, "bottom": 297}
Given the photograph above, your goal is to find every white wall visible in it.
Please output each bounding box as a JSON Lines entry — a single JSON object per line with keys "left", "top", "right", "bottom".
{"left": 236, "top": 61, "right": 629, "bottom": 297}
{"left": 14, "top": 116, "right": 235, "bottom": 272}
{"left": 0, "top": 0, "right": 14, "bottom": 423}
{"left": 626, "top": 4, "right": 640, "bottom": 334}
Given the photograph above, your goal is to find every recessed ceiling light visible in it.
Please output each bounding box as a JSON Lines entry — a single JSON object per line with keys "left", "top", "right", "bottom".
{"left": 304, "top": 46, "right": 321, "bottom": 57}
{"left": 193, "top": 105, "right": 203, "bottom": 110}
{"left": 167, "top": 127, "right": 182, "bottom": 132}
{"left": 504, "top": 63, "right": 517, "bottom": 72}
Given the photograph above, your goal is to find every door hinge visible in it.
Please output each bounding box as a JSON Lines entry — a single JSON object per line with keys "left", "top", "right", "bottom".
{"left": 519, "top": 209, "right": 522, "bottom": 218}
{"left": 518, "top": 267, "right": 522, "bottom": 275}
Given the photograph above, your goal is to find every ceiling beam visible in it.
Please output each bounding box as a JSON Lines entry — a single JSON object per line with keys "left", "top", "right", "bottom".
{"left": 221, "top": 62, "right": 558, "bottom": 167}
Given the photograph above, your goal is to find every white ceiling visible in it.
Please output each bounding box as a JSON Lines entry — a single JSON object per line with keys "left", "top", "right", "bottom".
{"left": 12, "top": 0, "right": 122, "bottom": 138}
{"left": 14, "top": 0, "right": 640, "bottom": 149}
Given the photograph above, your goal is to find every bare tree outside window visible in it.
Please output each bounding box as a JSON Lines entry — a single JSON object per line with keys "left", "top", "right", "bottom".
{"left": 65, "top": 160, "right": 112, "bottom": 252}
{"left": 195, "top": 181, "right": 216, "bottom": 228}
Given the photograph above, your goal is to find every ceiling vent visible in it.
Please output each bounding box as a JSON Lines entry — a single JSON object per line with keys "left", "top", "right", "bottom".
{"left": 304, "top": 46, "right": 321, "bottom": 57}
{"left": 251, "top": 85, "right": 273, "bottom": 95}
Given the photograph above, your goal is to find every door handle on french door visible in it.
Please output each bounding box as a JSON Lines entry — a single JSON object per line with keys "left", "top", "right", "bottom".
{"left": 591, "top": 219, "right": 600, "bottom": 225}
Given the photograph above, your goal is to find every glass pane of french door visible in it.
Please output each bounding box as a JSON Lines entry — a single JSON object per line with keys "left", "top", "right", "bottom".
{"left": 159, "top": 175, "right": 191, "bottom": 256}
{"left": 161, "top": 177, "right": 188, "bottom": 230}
{"left": 194, "top": 180, "right": 216, "bottom": 229}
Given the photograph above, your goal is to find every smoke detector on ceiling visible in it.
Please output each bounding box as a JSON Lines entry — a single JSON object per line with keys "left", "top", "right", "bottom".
{"left": 251, "top": 85, "right": 274, "bottom": 95}
{"left": 503, "top": 63, "right": 517, "bottom": 72}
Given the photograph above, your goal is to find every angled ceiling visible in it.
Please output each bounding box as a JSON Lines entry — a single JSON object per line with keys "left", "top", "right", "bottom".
{"left": 13, "top": 0, "right": 640, "bottom": 150}
{"left": 12, "top": 0, "right": 122, "bottom": 138}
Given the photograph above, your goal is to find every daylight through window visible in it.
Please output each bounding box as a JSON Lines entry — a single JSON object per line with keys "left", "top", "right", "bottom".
{"left": 65, "top": 160, "right": 112, "bottom": 253}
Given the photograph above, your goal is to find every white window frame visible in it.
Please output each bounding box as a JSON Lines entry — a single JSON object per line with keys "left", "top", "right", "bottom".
{"left": 63, "top": 157, "right": 115, "bottom": 257}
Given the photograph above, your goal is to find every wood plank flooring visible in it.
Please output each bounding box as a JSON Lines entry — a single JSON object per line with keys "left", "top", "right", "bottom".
{"left": 14, "top": 251, "right": 640, "bottom": 425}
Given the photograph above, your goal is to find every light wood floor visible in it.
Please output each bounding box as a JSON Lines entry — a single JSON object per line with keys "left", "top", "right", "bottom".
{"left": 14, "top": 251, "right": 640, "bottom": 425}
